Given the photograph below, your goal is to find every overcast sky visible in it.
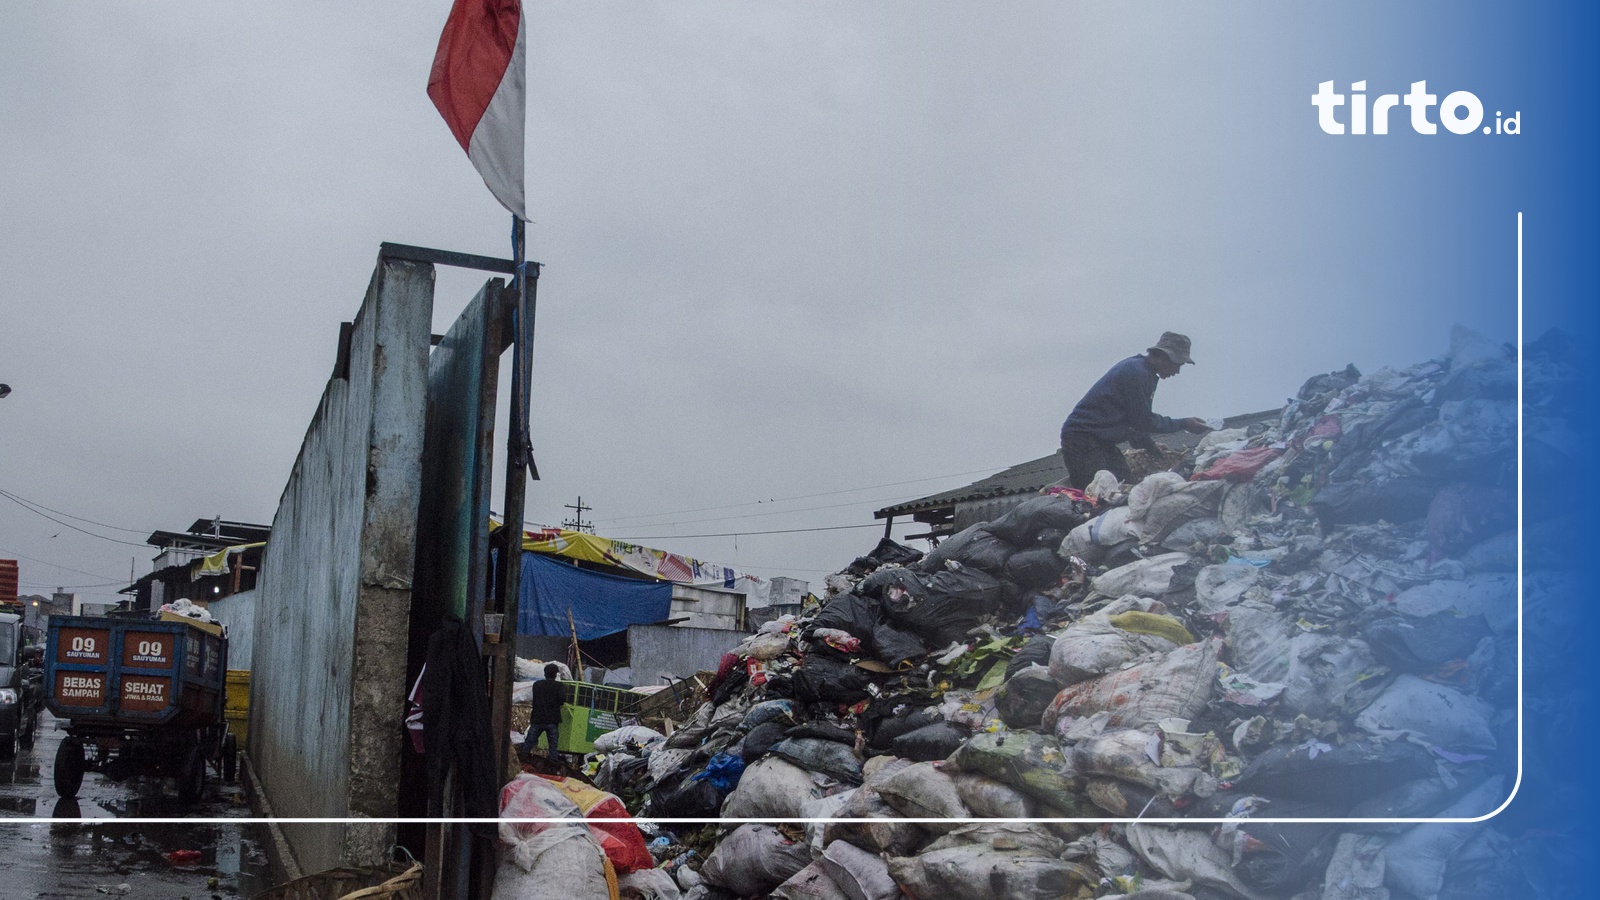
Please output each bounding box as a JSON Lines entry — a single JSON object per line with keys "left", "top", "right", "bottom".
{"left": 1, "top": 3, "right": 1543, "bottom": 599}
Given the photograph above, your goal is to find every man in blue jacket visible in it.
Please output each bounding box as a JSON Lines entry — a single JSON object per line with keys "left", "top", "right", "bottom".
{"left": 1060, "top": 331, "right": 1210, "bottom": 489}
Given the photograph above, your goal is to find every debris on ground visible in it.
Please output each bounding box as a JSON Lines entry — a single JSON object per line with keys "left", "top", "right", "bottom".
{"left": 495, "top": 326, "right": 1551, "bottom": 900}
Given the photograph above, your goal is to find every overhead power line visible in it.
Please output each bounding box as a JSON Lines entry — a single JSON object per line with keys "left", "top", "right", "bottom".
{"left": 601, "top": 466, "right": 1002, "bottom": 525}
{"left": 610, "top": 522, "right": 882, "bottom": 541}
{"left": 0, "top": 488, "right": 151, "bottom": 548}
{"left": 0, "top": 488, "right": 147, "bottom": 533}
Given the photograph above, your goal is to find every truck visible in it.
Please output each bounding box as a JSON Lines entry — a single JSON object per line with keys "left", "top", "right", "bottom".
{"left": 0, "top": 610, "right": 44, "bottom": 757}
{"left": 43, "top": 613, "right": 236, "bottom": 803}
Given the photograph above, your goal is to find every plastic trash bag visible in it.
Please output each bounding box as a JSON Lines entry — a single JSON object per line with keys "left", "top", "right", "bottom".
{"left": 689, "top": 753, "right": 746, "bottom": 794}
{"left": 1125, "top": 473, "right": 1227, "bottom": 542}
{"left": 1125, "top": 825, "right": 1272, "bottom": 900}
{"left": 887, "top": 846, "right": 1095, "bottom": 900}
{"left": 699, "top": 823, "right": 812, "bottom": 897}
{"left": 874, "top": 761, "right": 969, "bottom": 827}
{"left": 593, "top": 725, "right": 667, "bottom": 754}
{"left": 996, "top": 666, "right": 1060, "bottom": 729}
{"left": 1044, "top": 639, "right": 1220, "bottom": 733}
{"left": 1088, "top": 552, "right": 1193, "bottom": 598}
{"left": 1068, "top": 729, "right": 1213, "bottom": 801}
{"left": 984, "top": 494, "right": 1091, "bottom": 545}
{"left": 951, "top": 772, "right": 1040, "bottom": 818}
{"left": 947, "top": 732, "right": 1089, "bottom": 815}
{"left": 825, "top": 759, "right": 931, "bottom": 857}
{"left": 887, "top": 721, "right": 968, "bottom": 763}
{"left": 1354, "top": 674, "right": 1498, "bottom": 751}
{"left": 1231, "top": 739, "right": 1435, "bottom": 807}
{"left": 1004, "top": 547, "right": 1066, "bottom": 590}
{"left": 742, "top": 698, "right": 799, "bottom": 730}
{"left": 771, "top": 737, "right": 864, "bottom": 784}
{"left": 720, "top": 757, "right": 818, "bottom": 819}
{"left": 1381, "top": 777, "right": 1506, "bottom": 900}
{"left": 820, "top": 838, "right": 901, "bottom": 900}
{"left": 771, "top": 862, "right": 851, "bottom": 900}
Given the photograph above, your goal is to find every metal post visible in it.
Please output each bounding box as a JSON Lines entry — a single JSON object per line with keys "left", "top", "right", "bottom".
{"left": 489, "top": 211, "right": 538, "bottom": 822}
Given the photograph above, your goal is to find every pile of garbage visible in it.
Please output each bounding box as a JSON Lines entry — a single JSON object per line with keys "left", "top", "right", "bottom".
{"left": 501, "top": 327, "right": 1557, "bottom": 900}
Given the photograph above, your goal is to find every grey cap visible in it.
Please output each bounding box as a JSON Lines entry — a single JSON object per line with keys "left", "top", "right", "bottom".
{"left": 1148, "top": 332, "right": 1194, "bottom": 365}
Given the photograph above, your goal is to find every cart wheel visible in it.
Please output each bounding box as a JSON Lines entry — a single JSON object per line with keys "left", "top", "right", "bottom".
{"left": 177, "top": 742, "right": 205, "bottom": 805}
{"left": 221, "top": 732, "right": 238, "bottom": 784}
{"left": 54, "top": 737, "right": 84, "bottom": 799}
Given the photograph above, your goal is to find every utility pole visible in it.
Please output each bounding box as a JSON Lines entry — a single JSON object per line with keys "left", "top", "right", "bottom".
{"left": 562, "top": 497, "right": 594, "bottom": 534}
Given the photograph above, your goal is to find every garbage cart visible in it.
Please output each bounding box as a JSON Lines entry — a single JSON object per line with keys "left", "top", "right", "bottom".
{"left": 44, "top": 612, "right": 236, "bottom": 803}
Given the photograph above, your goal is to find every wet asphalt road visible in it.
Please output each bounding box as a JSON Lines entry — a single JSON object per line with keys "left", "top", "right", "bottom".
{"left": 0, "top": 711, "right": 274, "bottom": 900}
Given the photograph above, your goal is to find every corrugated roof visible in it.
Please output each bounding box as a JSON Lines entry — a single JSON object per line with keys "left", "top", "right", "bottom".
{"left": 875, "top": 408, "right": 1282, "bottom": 520}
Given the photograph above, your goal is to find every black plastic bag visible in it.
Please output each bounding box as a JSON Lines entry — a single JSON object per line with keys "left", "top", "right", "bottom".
{"left": 771, "top": 737, "right": 863, "bottom": 784}
{"left": 1233, "top": 740, "right": 1435, "bottom": 807}
{"left": 735, "top": 721, "right": 789, "bottom": 762}
{"left": 650, "top": 771, "right": 723, "bottom": 818}
{"left": 868, "top": 705, "right": 944, "bottom": 751}
{"left": 985, "top": 495, "right": 1091, "bottom": 544}
{"left": 995, "top": 667, "right": 1059, "bottom": 729}
{"left": 811, "top": 592, "right": 881, "bottom": 639}
{"left": 869, "top": 620, "right": 926, "bottom": 668}
{"left": 786, "top": 721, "right": 857, "bottom": 745}
{"left": 1005, "top": 634, "right": 1056, "bottom": 679}
{"left": 1311, "top": 477, "right": 1440, "bottom": 526}
{"left": 858, "top": 566, "right": 927, "bottom": 600}
{"left": 1004, "top": 547, "right": 1065, "bottom": 591}
{"left": 791, "top": 654, "right": 874, "bottom": 704}
{"left": 866, "top": 536, "right": 924, "bottom": 567}
{"left": 1364, "top": 613, "right": 1491, "bottom": 673}
{"left": 887, "top": 722, "right": 968, "bottom": 762}
{"left": 1187, "top": 794, "right": 1342, "bottom": 894}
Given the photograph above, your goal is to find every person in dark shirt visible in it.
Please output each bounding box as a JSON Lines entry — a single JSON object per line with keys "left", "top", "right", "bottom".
{"left": 521, "top": 663, "right": 564, "bottom": 758}
{"left": 1060, "top": 331, "right": 1210, "bottom": 489}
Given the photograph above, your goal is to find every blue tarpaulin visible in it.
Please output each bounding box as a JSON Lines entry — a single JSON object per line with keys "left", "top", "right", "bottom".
{"left": 517, "top": 552, "right": 673, "bottom": 639}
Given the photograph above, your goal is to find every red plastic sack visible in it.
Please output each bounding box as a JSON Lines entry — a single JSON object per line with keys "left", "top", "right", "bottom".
{"left": 1191, "top": 446, "right": 1283, "bottom": 483}
{"left": 541, "top": 776, "right": 655, "bottom": 874}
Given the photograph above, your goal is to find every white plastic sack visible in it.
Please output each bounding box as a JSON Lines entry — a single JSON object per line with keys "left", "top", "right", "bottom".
{"left": 491, "top": 841, "right": 610, "bottom": 900}
{"left": 1281, "top": 633, "right": 1388, "bottom": 719}
{"left": 1126, "top": 825, "right": 1272, "bottom": 900}
{"left": 951, "top": 773, "right": 1039, "bottom": 818}
{"left": 1090, "top": 552, "right": 1191, "bottom": 598}
{"left": 1354, "top": 674, "right": 1497, "bottom": 751}
{"left": 887, "top": 846, "right": 1092, "bottom": 900}
{"left": 1126, "top": 473, "right": 1226, "bottom": 543}
{"left": 820, "top": 840, "right": 900, "bottom": 900}
{"left": 1060, "top": 506, "right": 1135, "bottom": 560}
{"left": 1223, "top": 601, "right": 1298, "bottom": 683}
{"left": 618, "top": 867, "right": 683, "bottom": 900}
{"left": 722, "top": 757, "right": 819, "bottom": 819}
{"left": 1393, "top": 575, "right": 1516, "bottom": 634}
{"left": 1382, "top": 777, "right": 1506, "bottom": 900}
{"left": 803, "top": 790, "right": 856, "bottom": 858}
{"left": 700, "top": 824, "right": 813, "bottom": 896}
{"left": 1070, "top": 729, "right": 1213, "bottom": 800}
{"left": 1045, "top": 639, "right": 1220, "bottom": 733}
{"left": 738, "top": 631, "right": 793, "bottom": 661}
{"left": 772, "top": 861, "right": 852, "bottom": 900}
{"left": 874, "top": 761, "right": 969, "bottom": 830}
{"left": 1321, "top": 833, "right": 1388, "bottom": 900}
{"left": 921, "top": 823, "right": 1068, "bottom": 858}
{"left": 1048, "top": 618, "right": 1178, "bottom": 687}
{"left": 593, "top": 725, "right": 666, "bottom": 753}
{"left": 1194, "top": 562, "right": 1261, "bottom": 612}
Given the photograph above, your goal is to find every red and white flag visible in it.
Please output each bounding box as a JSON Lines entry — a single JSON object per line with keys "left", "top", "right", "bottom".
{"left": 427, "top": 0, "right": 527, "bottom": 220}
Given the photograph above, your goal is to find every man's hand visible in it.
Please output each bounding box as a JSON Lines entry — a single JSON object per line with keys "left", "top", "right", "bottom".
{"left": 1181, "top": 417, "right": 1211, "bottom": 434}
